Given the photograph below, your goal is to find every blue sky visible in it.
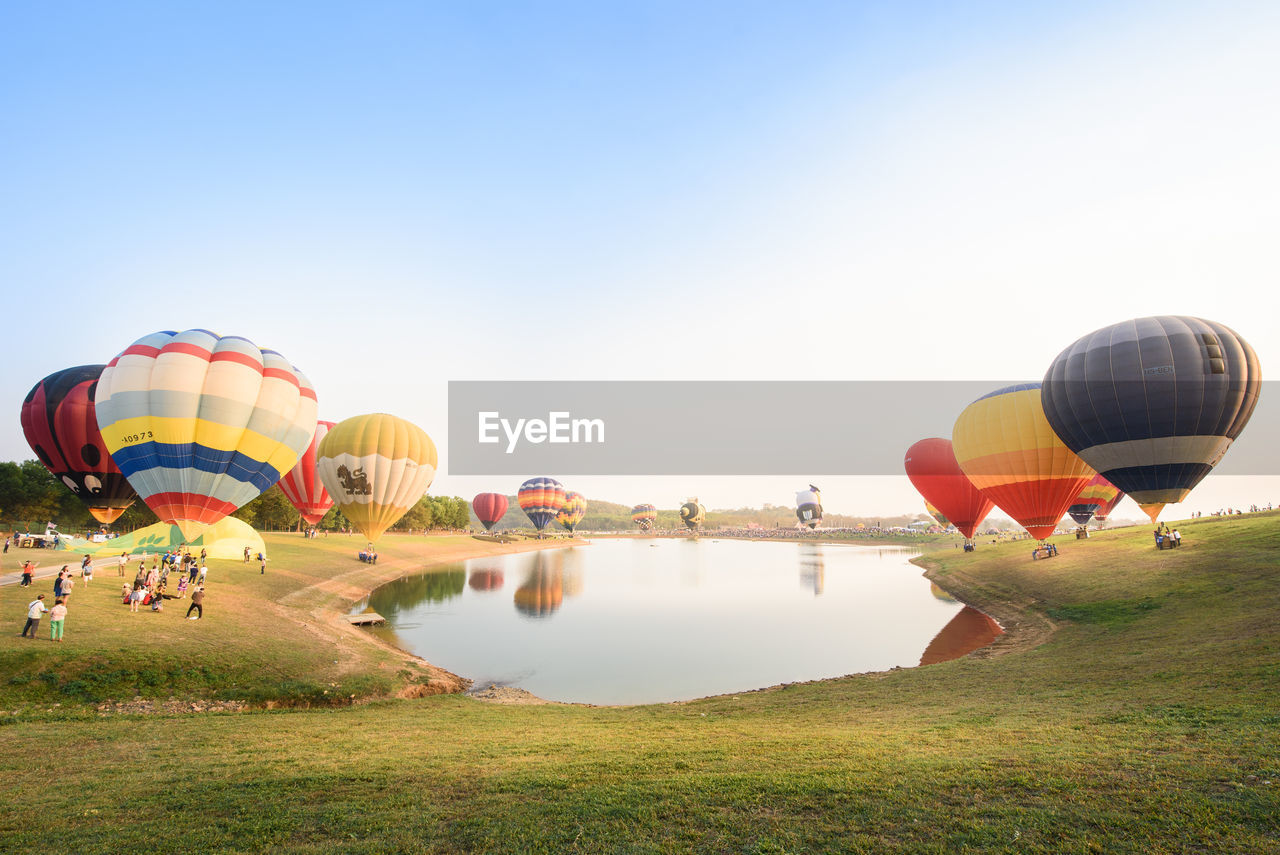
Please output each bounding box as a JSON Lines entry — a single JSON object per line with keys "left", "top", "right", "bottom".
{"left": 3, "top": 1, "right": 1277, "bottom": 516}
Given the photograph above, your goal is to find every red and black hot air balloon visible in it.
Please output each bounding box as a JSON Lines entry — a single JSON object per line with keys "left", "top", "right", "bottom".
{"left": 21, "top": 365, "right": 138, "bottom": 524}
{"left": 472, "top": 492, "right": 509, "bottom": 531}
{"left": 903, "top": 438, "right": 994, "bottom": 540}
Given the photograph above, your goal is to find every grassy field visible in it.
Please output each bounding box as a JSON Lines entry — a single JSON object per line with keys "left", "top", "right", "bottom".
{"left": 1, "top": 515, "right": 1277, "bottom": 853}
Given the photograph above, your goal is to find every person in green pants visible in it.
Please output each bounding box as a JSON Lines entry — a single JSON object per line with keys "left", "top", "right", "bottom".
{"left": 49, "top": 598, "right": 68, "bottom": 642}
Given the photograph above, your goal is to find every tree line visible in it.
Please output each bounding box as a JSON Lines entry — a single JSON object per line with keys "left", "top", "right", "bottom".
{"left": 0, "top": 459, "right": 470, "bottom": 533}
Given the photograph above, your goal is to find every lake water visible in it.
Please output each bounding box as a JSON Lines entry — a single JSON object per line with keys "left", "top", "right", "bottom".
{"left": 353, "top": 538, "right": 1000, "bottom": 705}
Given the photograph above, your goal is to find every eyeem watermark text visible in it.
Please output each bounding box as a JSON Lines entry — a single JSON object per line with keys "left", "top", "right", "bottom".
{"left": 478, "top": 411, "right": 606, "bottom": 454}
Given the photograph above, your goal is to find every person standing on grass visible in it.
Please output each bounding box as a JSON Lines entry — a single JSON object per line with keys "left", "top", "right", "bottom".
{"left": 20, "top": 561, "right": 34, "bottom": 587}
{"left": 118, "top": 552, "right": 128, "bottom": 576}
{"left": 186, "top": 586, "right": 205, "bottom": 620}
{"left": 22, "top": 595, "right": 48, "bottom": 637}
{"left": 82, "top": 558, "right": 94, "bottom": 586}
{"left": 243, "top": 546, "right": 250, "bottom": 564}
{"left": 259, "top": 553, "right": 267, "bottom": 575}
{"left": 188, "top": 559, "right": 199, "bottom": 584}
{"left": 49, "top": 598, "right": 67, "bottom": 642}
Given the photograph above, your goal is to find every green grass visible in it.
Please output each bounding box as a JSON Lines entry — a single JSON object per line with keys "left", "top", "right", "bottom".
{"left": 1, "top": 514, "right": 1278, "bottom": 853}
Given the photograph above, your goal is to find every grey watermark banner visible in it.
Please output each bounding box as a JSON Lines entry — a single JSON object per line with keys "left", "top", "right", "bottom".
{"left": 447, "top": 381, "right": 1276, "bottom": 476}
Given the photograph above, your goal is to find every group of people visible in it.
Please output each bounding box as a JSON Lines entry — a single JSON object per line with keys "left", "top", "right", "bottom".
{"left": 123, "top": 547, "right": 209, "bottom": 618}
{"left": 1154, "top": 524, "right": 1182, "bottom": 549}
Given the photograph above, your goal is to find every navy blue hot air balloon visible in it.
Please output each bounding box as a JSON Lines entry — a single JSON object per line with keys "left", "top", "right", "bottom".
{"left": 1041, "top": 316, "right": 1261, "bottom": 523}
{"left": 518, "top": 477, "right": 566, "bottom": 533}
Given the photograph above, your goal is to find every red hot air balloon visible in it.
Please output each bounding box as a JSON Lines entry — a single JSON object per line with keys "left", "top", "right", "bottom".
{"left": 278, "top": 420, "right": 336, "bottom": 526}
{"left": 903, "top": 438, "right": 995, "bottom": 540}
{"left": 21, "top": 365, "right": 138, "bottom": 524}
{"left": 472, "top": 493, "right": 509, "bottom": 531}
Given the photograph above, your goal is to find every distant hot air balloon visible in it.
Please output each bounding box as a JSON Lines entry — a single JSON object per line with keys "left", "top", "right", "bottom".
{"left": 924, "top": 501, "right": 950, "bottom": 528}
{"left": 679, "top": 498, "right": 706, "bottom": 531}
{"left": 21, "top": 365, "right": 139, "bottom": 525}
{"left": 557, "top": 491, "right": 587, "bottom": 533}
{"left": 952, "top": 384, "right": 1095, "bottom": 541}
{"left": 278, "top": 419, "right": 336, "bottom": 527}
{"left": 1091, "top": 489, "right": 1125, "bottom": 523}
{"left": 518, "top": 477, "right": 566, "bottom": 534}
{"left": 472, "top": 493, "right": 509, "bottom": 531}
{"left": 1042, "top": 316, "right": 1261, "bottom": 523}
{"left": 631, "top": 504, "right": 657, "bottom": 530}
{"left": 94, "top": 330, "right": 317, "bottom": 539}
{"left": 316, "top": 413, "right": 438, "bottom": 542}
{"left": 903, "top": 438, "right": 994, "bottom": 540}
{"left": 795, "top": 485, "right": 823, "bottom": 529}
{"left": 1066, "top": 474, "right": 1123, "bottom": 527}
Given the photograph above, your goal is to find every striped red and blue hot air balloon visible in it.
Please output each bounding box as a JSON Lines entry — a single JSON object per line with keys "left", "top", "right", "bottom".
{"left": 94, "top": 330, "right": 318, "bottom": 540}
{"left": 518, "top": 477, "right": 565, "bottom": 533}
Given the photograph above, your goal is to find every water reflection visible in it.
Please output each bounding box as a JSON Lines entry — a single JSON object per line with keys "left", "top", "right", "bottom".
{"left": 798, "top": 544, "right": 825, "bottom": 596}
{"left": 367, "top": 568, "right": 465, "bottom": 617}
{"left": 514, "top": 551, "right": 563, "bottom": 618}
{"left": 918, "top": 605, "right": 1003, "bottom": 665}
{"left": 929, "top": 582, "right": 960, "bottom": 603}
{"left": 468, "top": 567, "right": 504, "bottom": 592}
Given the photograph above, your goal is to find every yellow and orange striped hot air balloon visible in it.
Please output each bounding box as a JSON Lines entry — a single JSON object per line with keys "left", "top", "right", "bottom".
{"left": 952, "top": 383, "right": 1095, "bottom": 541}
{"left": 316, "top": 413, "right": 438, "bottom": 542}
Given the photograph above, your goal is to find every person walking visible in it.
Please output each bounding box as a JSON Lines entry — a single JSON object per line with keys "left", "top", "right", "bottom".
{"left": 186, "top": 587, "right": 205, "bottom": 620}
{"left": 22, "top": 595, "right": 48, "bottom": 638}
{"left": 82, "top": 557, "right": 94, "bottom": 586}
{"left": 118, "top": 552, "right": 128, "bottom": 577}
{"left": 259, "top": 553, "right": 267, "bottom": 575}
{"left": 48, "top": 598, "right": 67, "bottom": 642}
{"left": 20, "top": 561, "right": 34, "bottom": 587}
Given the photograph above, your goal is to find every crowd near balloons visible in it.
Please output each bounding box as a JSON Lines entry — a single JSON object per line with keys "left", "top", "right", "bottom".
{"left": 13, "top": 315, "right": 1263, "bottom": 567}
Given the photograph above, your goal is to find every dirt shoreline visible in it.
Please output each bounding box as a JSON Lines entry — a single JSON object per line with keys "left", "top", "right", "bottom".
{"left": 272, "top": 536, "right": 579, "bottom": 704}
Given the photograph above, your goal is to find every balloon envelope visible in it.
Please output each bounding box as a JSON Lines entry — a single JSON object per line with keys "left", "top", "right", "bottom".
{"left": 952, "top": 385, "right": 1095, "bottom": 540}
{"left": 317, "top": 413, "right": 438, "bottom": 542}
{"left": 472, "top": 493, "right": 509, "bottom": 531}
{"left": 518, "top": 477, "right": 565, "bottom": 532}
{"left": 924, "top": 501, "right": 949, "bottom": 528}
{"left": 278, "top": 419, "right": 336, "bottom": 526}
{"left": 1067, "top": 474, "right": 1123, "bottom": 526}
{"left": 795, "top": 485, "right": 822, "bottom": 529}
{"left": 94, "top": 330, "right": 317, "bottom": 539}
{"left": 1042, "top": 316, "right": 1261, "bottom": 523}
{"left": 679, "top": 499, "right": 706, "bottom": 530}
{"left": 557, "top": 491, "right": 587, "bottom": 532}
{"left": 631, "top": 504, "right": 657, "bottom": 530}
{"left": 21, "top": 365, "right": 138, "bottom": 524}
{"left": 903, "top": 438, "right": 994, "bottom": 539}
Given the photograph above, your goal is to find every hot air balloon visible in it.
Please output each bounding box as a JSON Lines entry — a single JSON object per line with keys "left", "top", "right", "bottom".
{"left": 924, "top": 501, "right": 950, "bottom": 528}
{"left": 21, "top": 365, "right": 139, "bottom": 524}
{"left": 903, "top": 438, "right": 994, "bottom": 541}
{"left": 472, "top": 493, "right": 509, "bottom": 531}
{"left": 518, "top": 477, "right": 565, "bottom": 534}
{"left": 1091, "top": 489, "right": 1125, "bottom": 523}
{"left": 556, "top": 491, "right": 587, "bottom": 533}
{"left": 1042, "top": 316, "right": 1261, "bottom": 523}
{"left": 952, "top": 384, "right": 1095, "bottom": 542}
{"left": 795, "top": 485, "right": 823, "bottom": 529}
{"left": 1066, "top": 474, "right": 1123, "bottom": 526}
{"left": 679, "top": 498, "right": 706, "bottom": 531}
{"left": 316, "top": 413, "right": 438, "bottom": 542}
{"left": 631, "top": 504, "right": 657, "bottom": 530}
{"left": 94, "top": 330, "right": 317, "bottom": 539}
{"left": 278, "top": 419, "right": 335, "bottom": 527}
